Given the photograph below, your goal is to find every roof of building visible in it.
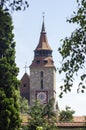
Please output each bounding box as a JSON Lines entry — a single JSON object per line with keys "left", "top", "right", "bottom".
{"left": 30, "top": 56, "right": 55, "bottom": 68}
{"left": 21, "top": 72, "right": 30, "bottom": 81}
{"left": 35, "top": 19, "right": 52, "bottom": 51}
{"left": 21, "top": 116, "right": 86, "bottom": 128}
{"left": 57, "top": 116, "right": 86, "bottom": 128}
{"left": 57, "top": 122, "right": 85, "bottom": 127}
{"left": 73, "top": 116, "right": 86, "bottom": 122}
{"left": 30, "top": 18, "right": 55, "bottom": 68}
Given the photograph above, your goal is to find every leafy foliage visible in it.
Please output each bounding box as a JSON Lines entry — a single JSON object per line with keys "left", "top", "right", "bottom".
{"left": 27, "top": 100, "right": 57, "bottom": 130}
{"left": 27, "top": 101, "right": 47, "bottom": 130}
{"left": 36, "top": 126, "right": 43, "bottom": 130}
{"left": 20, "top": 97, "right": 29, "bottom": 114}
{"left": 0, "top": 8, "right": 21, "bottom": 130}
{"left": 43, "top": 98, "right": 57, "bottom": 130}
{"left": 59, "top": 106, "right": 75, "bottom": 122}
{"left": 58, "top": 0, "right": 86, "bottom": 97}
{"left": 0, "top": 0, "right": 29, "bottom": 129}
{"left": 0, "top": 0, "right": 29, "bottom": 12}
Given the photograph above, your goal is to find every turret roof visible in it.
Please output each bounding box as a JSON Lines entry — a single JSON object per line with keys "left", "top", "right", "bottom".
{"left": 35, "top": 19, "right": 52, "bottom": 51}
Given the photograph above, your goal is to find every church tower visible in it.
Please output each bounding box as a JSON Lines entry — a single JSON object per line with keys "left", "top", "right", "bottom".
{"left": 30, "top": 17, "right": 57, "bottom": 110}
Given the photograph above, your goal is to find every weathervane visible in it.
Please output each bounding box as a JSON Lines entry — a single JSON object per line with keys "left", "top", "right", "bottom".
{"left": 24, "top": 62, "right": 28, "bottom": 73}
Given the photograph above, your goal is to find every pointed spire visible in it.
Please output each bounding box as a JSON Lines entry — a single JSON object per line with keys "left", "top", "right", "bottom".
{"left": 35, "top": 13, "right": 52, "bottom": 51}
{"left": 41, "top": 12, "right": 45, "bottom": 33}
{"left": 30, "top": 15, "right": 55, "bottom": 68}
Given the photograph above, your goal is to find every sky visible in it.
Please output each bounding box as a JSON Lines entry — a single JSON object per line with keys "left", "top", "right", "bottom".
{"left": 12, "top": 0, "right": 86, "bottom": 116}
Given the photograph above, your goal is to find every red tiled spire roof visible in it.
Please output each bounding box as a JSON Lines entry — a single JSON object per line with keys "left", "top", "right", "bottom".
{"left": 30, "top": 17, "right": 55, "bottom": 69}
{"left": 35, "top": 19, "right": 52, "bottom": 51}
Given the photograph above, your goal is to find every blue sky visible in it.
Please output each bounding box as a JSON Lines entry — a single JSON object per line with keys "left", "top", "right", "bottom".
{"left": 12, "top": 0, "right": 86, "bottom": 116}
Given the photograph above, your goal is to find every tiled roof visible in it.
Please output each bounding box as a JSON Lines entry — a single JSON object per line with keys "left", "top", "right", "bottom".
{"left": 21, "top": 72, "right": 30, "bottom": 81}
{"left": 22, "top": 116, "right": 86, "bottom": 128}
{"left": 35, "top": 33, "right": 52, "bottom": 51}
{"left": 73, "top": 116, "right": 85, "bottom": 122}
{"left": 30, "top": 56, "right": 55, "bottom": 68}
{"left": 57, "top": 116, "right": 86, "bottom": 128}
{"left": 57, "top": 122, "right": 85, "bottom": 127}
{"left": 35, "top": 20, "right": 52, "bottom": 51}
{"left": 30, "top": 19, "right": 55, "bottom": 68}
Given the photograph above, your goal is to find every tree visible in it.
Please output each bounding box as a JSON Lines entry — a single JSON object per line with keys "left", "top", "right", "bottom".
{"left": 36, "top": 126, "right": 43, "bottom": 130}
{"left": 42, "top": 98, "right": 58, "bottom": 130}
{"left": 0, "top": 0, "right": 29, "bottom": 12}
{"left": 0, "top": 7, "right": 21, "bottom": 130}
{"left": 59, "top": 106, "right": 75, "bottom": 122}
{"left": 0, "top": 0, "right": 29, "bottom": 129}
{"left": 27, "top": 100, "right": 57, "bottom": 130}
{"left": 20, "top": 97, "right": 29, "bottom": 114}
{"left": 43, "top": 98, "right": 57, "bottom": 130}
{"left": 27, "top": 101, "right": 47, "bottom": 130}
{"left": 58, "top": 0, "right": 86, "bottom": 97}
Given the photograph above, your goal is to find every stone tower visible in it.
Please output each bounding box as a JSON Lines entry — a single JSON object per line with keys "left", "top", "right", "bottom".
{"left": 29, "top": 18, "right": 57, "bottom": 110}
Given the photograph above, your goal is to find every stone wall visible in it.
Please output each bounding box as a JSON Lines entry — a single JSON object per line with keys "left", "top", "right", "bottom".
{"left": 30, "top": 66, "right": 57, "bottom": 109}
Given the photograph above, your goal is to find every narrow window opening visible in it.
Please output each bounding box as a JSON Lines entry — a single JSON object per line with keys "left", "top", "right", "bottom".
{"left": 41, "top": 71, "right": 43, "bottom": 78}
{"left": 41, "top": 79, "right": 43, "bottom": 89}
{"left": 23, "top": 83, "right": 27, "bottom": 87}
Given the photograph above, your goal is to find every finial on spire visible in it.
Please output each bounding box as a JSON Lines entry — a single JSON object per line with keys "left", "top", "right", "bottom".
{"left": 41, "top": 12, "right": 45, "bottom": 33}
{"left": 42, "top": 12, "right": 45, "bottom": 22}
